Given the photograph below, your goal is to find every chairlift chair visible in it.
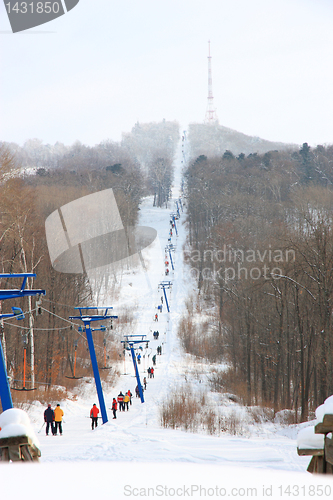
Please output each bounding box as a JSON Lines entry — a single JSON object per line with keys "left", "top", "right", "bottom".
{"left": 100, "top": 337, "right": 112, "bottom": 369}
{"left": 65, "top": 340, "right": 83, "bottom": 379}
{"left": 12, "top": 333, "right": 36, "bottom": 391}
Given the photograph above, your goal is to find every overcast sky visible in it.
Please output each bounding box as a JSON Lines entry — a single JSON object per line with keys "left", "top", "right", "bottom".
{"left": 1, "top": 0, "right": 333, "bottom": 147}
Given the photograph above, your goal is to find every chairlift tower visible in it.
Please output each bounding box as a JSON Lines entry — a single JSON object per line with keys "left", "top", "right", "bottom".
{"left": 121, "top": 335, "right": 148, "bottom": 403}
{"left": 69, "top": 307, "right": 118, "bottom": 424}
{"left": 165, "top": 244, "right": 175, "bottom": 271}
{"left": 159, "top": 281, "right": 172, "bottom": 313}
{"left": 0, "top": 273, "right": 45, "bottom": 411}
{"left": 205, "top": 40, "right": 218, "bottom": 124}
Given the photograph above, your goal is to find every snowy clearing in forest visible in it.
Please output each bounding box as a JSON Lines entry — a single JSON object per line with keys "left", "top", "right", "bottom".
{"left": 2, "top": 147, "right": 332, "bottom": 500}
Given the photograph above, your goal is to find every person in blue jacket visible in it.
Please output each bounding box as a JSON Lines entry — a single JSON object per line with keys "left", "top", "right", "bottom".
{"left": 44, "top": 404, "right": 55, "bottom": 436}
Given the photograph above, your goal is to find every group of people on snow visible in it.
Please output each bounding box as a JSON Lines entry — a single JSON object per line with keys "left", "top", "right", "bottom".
{"left": 113, "top": 390, "right": 132, "bottom": 418}
{"left": 44, "top": 392, "right": 135, "bottom": 434}
{"left": 44, "top": 403, "right": 64, "bottom": 436}
{"left": 40, "top": 204, "right": 181, "bottom": 438}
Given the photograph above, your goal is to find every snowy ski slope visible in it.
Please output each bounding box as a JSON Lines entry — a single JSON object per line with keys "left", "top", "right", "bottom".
{"left": 2, "top": 147, "right": 333, "bottom": 499}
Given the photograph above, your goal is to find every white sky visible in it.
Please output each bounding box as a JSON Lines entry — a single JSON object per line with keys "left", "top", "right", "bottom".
{"left": 1, "top": 0, "right": 333, "bottom": 147}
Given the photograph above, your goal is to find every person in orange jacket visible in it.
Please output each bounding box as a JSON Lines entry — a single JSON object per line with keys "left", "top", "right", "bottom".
{"left": 54, "top": 404, "right": 64, "bottom": 436}
{"left": 112, "top": 398, "right": 117, "bottom": 419}
{"left": 127, "top": 389, "right": 132, "bottom": 405}
{"left": 90, "top": 403, "right": 99, "bottom": 429}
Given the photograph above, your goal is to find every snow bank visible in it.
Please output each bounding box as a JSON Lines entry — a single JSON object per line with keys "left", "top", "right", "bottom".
{"left": 1, "top": 462, "right": 332, "bottom": 500}
{"left": 315, "top": 395, "right": 333, "bottom": 422}
{"left": 297, "top": 425, "right": 324, "bottom": 450}
{"left": 297, "top": 394, "right": 333, "bottom": 449}
{"left": 0, "top": 408, "right": 40, "bottom": 447}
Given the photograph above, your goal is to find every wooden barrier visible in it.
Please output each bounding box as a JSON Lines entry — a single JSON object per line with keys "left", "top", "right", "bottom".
{"left": 298, "top": 414, "right": 333, "bottom": 473}
{"left": 0, "top": 434, "right": 41, "bottom": 462}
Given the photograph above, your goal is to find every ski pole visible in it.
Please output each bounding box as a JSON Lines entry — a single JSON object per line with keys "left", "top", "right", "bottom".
{"left": 38, "top": 422, "right": 45, "bottom": 434}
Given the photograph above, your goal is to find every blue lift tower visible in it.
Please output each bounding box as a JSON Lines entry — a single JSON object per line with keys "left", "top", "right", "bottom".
{"left": 158, "top": 281, "right": 172, "bottom": 313}
{"left": 0, "top": 273, "right": 45, "bottom": 411}
{"left": 121, "top": 334, "right": 149, "bottom": 403}
{"left": 69, "top": 307, "right": 118, "bottom": 424}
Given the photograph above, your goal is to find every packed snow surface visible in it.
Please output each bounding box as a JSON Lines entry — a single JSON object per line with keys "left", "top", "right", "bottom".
{"left": 297, "top": 426, "right": 324, "bottom": 450}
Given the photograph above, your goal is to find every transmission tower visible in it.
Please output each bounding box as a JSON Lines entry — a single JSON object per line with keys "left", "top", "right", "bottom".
{"left": 205, "top": 40, "right": 218, "bottom": 124}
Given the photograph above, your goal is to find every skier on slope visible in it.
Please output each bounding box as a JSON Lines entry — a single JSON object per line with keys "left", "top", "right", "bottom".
{"left": 112, "top": 398, "right": 117, "bottom": 419}
{"left": 127, "top": 389, "right": 133, "bottom": 405}
{"left": 44, "top": 404, "right": 55, "bottom": 436}
{"left": 124, "top": 393, "right": 130, "bottom": 411}
{"left": 117, "top": 392, "right": 124, "bottom": 411}
{"left": 90, "top": 404, "right": 99, "bottom": 430}
{"left": 54, "top": 404, "right": 64, "bottom": 436}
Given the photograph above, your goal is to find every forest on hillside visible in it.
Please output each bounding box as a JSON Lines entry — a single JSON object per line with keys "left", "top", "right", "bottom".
{"left": 182, "top": 142, "right": 333, "bottom": 421}
{"left": 0, "top": 120, "right": 178, "bottom": 409}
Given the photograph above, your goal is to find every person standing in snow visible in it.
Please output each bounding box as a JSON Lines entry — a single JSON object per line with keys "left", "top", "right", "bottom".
{"left": 148, "top": 367, "right": 151, "bottom": 379}
{"left": 117, "top": 391, "right": 124, "bottom": 411}
{"left": 124, "top": 393, "right": 130, "bottom": 411}
{"left": 152, "top": 354, "right": 156, "bottom": 366}
{"left": 127, "top": 389, "right": 132, "bottom": 405}
{"left": 143, "top": 377, "right": 147, "bottom": 390}
{"left": 90, "top": 404, "right": 99, "bottom": 429}
{"left": 54, "top": 404, "right": 64, "bottom": 436}
{"left": 112, "top": 398, "right": 117, "bottom": 419}
{"left": 44, "top": 404, "right": 55, "bottom": 436}
{"left": 150, "top": 367, "right": 154, "bottom": 378}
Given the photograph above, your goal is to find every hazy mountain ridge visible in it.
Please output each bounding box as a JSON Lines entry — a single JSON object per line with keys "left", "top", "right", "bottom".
{"left": 188, "top": 123, "right": 297, "bottom": 158}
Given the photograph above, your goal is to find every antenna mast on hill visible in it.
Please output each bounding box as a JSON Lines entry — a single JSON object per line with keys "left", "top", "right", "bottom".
{"left": 205, "top": 40, "right": 218, "bottom": 124}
